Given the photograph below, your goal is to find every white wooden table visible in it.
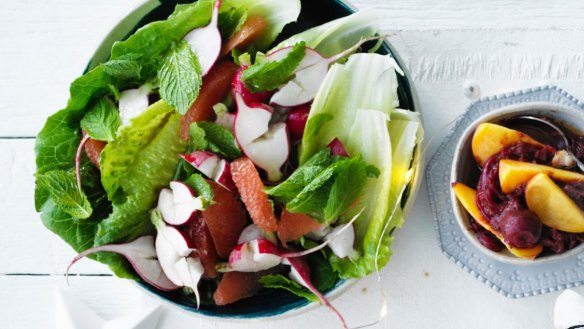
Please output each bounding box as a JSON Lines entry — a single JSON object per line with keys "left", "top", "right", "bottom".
{"left": 2, "top": 0, "right": 584, "bottom": 328}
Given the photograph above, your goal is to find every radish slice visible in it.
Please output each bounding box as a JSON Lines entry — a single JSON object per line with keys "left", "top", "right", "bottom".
{"left": 181, "top": 151, "right": 221, "bottom": 178}
{"left": 269, "top": 37, "right": 382, "bottom": 107}
{"left": 233, "top": 92, "right": 290, "bottom": 181}
{"left": 327, "top": 138, "right": 349, "bottom": 157}
{"left": 75, "top": 134, "right": 91, "bottom": 192}
{"left": 119, "top": 85, "right": 151, "bottom": 125}
{"left": 67, "top": 236, "right": 179, "bottom": 292}
{"left": 175, "top": 257, "right": 205, "bottom": 308}
{"left": 213, "top": 159, "right": 236, "bottom": 192}
{"left": 325, "top": 224, "right": 358, "bottom": 259}
{"left": 183, "top": 0, "right": 222, "bottom": 75}
{"left": 157, "top": 182, "right": 205, "bottom": 226}
{"left": 283, "top": 257, "right": 348, "bottom": 329}
{"left": 228, "top": 239, "right": 282, "bottom": 272}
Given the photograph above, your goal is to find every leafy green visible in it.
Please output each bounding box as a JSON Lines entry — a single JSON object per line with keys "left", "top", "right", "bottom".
{"left": 188, "top": 122, "right": 242, "bottom": 159}
{"left": 273, "top": 10, "right": 377, "bottom": 58}
{"left": 218, "top": 7, "right": 248, "bottom": 39}
{"left": 80, "top": 98, "right": 121, "bottom": 142}
{"left": 324, "top": 156, "right": 368, "bottom": 222}
{"left": 102, "top": 54, "right": 142, "bottom": 80}
{"left": 266, "top": 149, "right": 332, "bottom": 202}
{"left": 184, "top": 173, "right": 214, "bottom": 206}
{"left": 242, "top": 42, "right": 306, "bottom": 93}
{"left": 158, "top": 41, "right": 202, "bottom": 115}
{"left": 95, "top": 102, "right": 187, "bottom": 276}
{"left": 36, "top": 170, "right": 92, "bottom": 219}
{"left": 100, "top": 101, "right": 176, "bottom": 203}
{"left": 260, "top": 275, "right": 318, "bottom": 303}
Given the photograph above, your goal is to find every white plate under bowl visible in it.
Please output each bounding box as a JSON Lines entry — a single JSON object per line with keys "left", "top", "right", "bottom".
{"left": 427, "top": 85, "right": 584, "bottom": 298}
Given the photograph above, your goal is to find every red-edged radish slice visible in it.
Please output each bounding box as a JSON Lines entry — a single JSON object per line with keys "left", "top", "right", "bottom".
{"left": 232, "top": 65, "right": 273, "bottom": 104}
{"left": 233, "top": 93, "right": 272, "bottom": 146}
{"left": 269, "top": 37, "right": 382, "bottom": 107}
{"left": 181, "top": 151, "right": 220, "bottom": 178}
{"left": 286, "top": 104, "right": 310, "bottom": 140}
{"left": 213, "top": 159, "right": 236, "bottom": 191}
{"left": 283, "top": 257, "right": 348, "bottom": 329}
{"left": 183, "top": 0, "right": 222, "bottom": 75}
{"left": 175, "top": 257, "right": 205, "bottom": 307}
{"left": 241, "top": 123, "right": 289, "bottom": 182}
{"left": 228, "top": 239, "right": 282, "bottom": 272}
{"left": 325, "top": 224, "right": 358, "bottom": 259}
{"left": 67, "top": 236, "right": 179, "bottom": 292}
{"left": 157, "top": 182, "right": 204, "bottom": 226}
{"left": 238, "top": 224, "right": 276, "bottom": 244}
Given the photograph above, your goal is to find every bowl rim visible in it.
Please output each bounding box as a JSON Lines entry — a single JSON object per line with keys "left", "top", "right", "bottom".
{"left": 450, "top": 101, "right": 584, "bottom": 266}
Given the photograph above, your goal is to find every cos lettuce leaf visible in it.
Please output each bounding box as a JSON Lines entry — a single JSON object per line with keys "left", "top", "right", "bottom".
{"left": 273, "top": 10, "right": 378, "bottom": 58}
{"left": 299, "top": 54, "right": 418, "bottom": 278}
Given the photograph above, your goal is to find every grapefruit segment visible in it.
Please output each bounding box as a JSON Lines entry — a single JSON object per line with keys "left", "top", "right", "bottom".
{"left": 231, "top": 158, "right": 279, "bottom": 232}
{"left": 213, "top": 268, "right": 280, "bottom": 306}
{"left": 277, "top": 209, "right": 321, "bottom": 245}
{"left": 202, "top": 180, "right": 248, "bottom": 258}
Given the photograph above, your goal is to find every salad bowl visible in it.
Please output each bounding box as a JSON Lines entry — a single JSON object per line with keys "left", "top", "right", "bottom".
{"left": 38, "top": 0, "right": 422, "bottom": 321}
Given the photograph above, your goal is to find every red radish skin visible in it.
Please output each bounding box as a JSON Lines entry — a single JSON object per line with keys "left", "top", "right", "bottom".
{"left": 180, "top": 151, "right": 221, "bottom": 178}
{"left": 67, "top": 236, "right": 179, "bottom": 292}
{"left": 286, "top": 104, "right": 310, "bottom": 140}
{"left": 157, "top": 182, "right": 203, "bottom": 226}
{"left": 202, "top": 180, "right": 247, "bottom": 258}
{"left": 75, "top": 134, "right": 91, "bottom": 192}
{"left": 181, "top": 61, "right": 238, "bottom": 139}
{"left": 285, "top": 257, "right": 348, "bottom": 329}
{"left": 269, "top": 37, "right": 381, "bottom": 107}
{"left": 328, "top": 138, "right": 349, "bottom": 157}
{"left": 232, "top": 66, "right": 273, "bottom": 104}
{"left": 84, "top": 135, "right": 106, "bottom": 169}
{"left": 213, "top": 160, "right": 237, "bottom": 192}
{"left": 220, "top": 15, "right": 267, "bottom": 57}
{"left": 183, "top": 0, "right": 222, "bottom": 75}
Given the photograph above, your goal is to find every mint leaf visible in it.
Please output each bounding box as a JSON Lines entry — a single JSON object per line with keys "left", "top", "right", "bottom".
{"left": 102, "top": 54, "right": 142, "bottom": 80}
{"left": 285, "top": 164, "right": 339, "bottom": 219}
{"left": 242, "top": 41, "right": 306, "bottom": 93}
{"left": 80, "top": 98, "right": 121, "bottom": 142}
{"left": 36, "top": 170, "right": 93, "bottom": 219}
{"left": 188, "top": 123, "right": 209, "bottom": 151}
{"left": 196, "top": 122, "right": 242, "bottom": 159}
{"left": 324, "top": 156, "right": 369, "bottom": 222}
{"left": 158, "top": 41, "right": 202, "bottom": 115}
{"left": 266, "top": 149, "right": 332, "bottom": 202}
{"left": 260, "top": 275, "right": 319, "bottom": 303}
{"left": 218, "top": 7, "right": 248, "bottom": 39}
{"left": 184, "top": 174, "right": 214, "bottom": 205}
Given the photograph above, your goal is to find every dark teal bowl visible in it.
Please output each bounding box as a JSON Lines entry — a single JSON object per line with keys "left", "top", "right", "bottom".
{"left": 87, "top": 0, "right": 418, "bottom": 319}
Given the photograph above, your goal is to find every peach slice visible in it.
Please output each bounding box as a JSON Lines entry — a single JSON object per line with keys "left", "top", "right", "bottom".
{"left": 525, "top": 173, "right": 584, "bottom": 233}
{"left": 499, "top": 159, "right": 584, "bottom": 194}
{"left": 452, "top": 182, "right": 543, "bottom": 259}
{"left": 471, "top": 123, "right": 543, "bottom": 167}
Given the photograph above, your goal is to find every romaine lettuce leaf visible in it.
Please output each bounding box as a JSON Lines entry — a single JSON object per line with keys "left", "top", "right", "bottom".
{"left": 272, "top": 10, "right": 378, "bottom": 58}
{"left": 299, "top": 54, "right": 419, "bottom": 278}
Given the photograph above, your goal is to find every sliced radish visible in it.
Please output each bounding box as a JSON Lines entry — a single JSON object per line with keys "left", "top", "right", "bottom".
{"left": 67, "top": 236, "right": 179, "bottom": 292}
{"left": 157, "top": 182, "right": 204, "bottom": 225}
{"left": 215, "top": 111, "right": 236, "bottom": 131}
{"left": 237, "top": 223, "right": 275, "bottom": 244}
{"left": 228, "top": 239, "right": 282, "bottom": 272}
{"left": 181, "top": 151, "right": 221, "bottom": 178}
{"left": 233, "top": 93, "right": 273, "bottom": 146}
{"left": 241, "top": 123, "right": 289, "bottom": 182}
{"left": 269, "top": 37, "right": 380, "bottom": 107}
{"left": 75, "top": 134, "right": 91, "bottom": 192}
{"left": 286, "top": 104, "right": 310, "bottom": 140}
{"left": 305, "top": 225, "right": 331, "bottom": 240}
{"left": 213, "top": 159, "right": 236, "bottom": 191}
{"left": 232, "top": 65, "right": 273, "bottom": 104}
{"left": 152, "top": 211, "right": 204, "bottom": 307}
{"left": 325, "top": 224, "right": 358, "bottom": 259}
{"left": 327, "top": 138, "right": 349, "bottom": 157}
{"left": 283, "top": 257, "right": 348, "bottom": 329}
{"left": 119, "top": 85, "right": 151, "bottom": 126}
{"left": 183, "top": 0, "right": 222, "bottom": 75}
